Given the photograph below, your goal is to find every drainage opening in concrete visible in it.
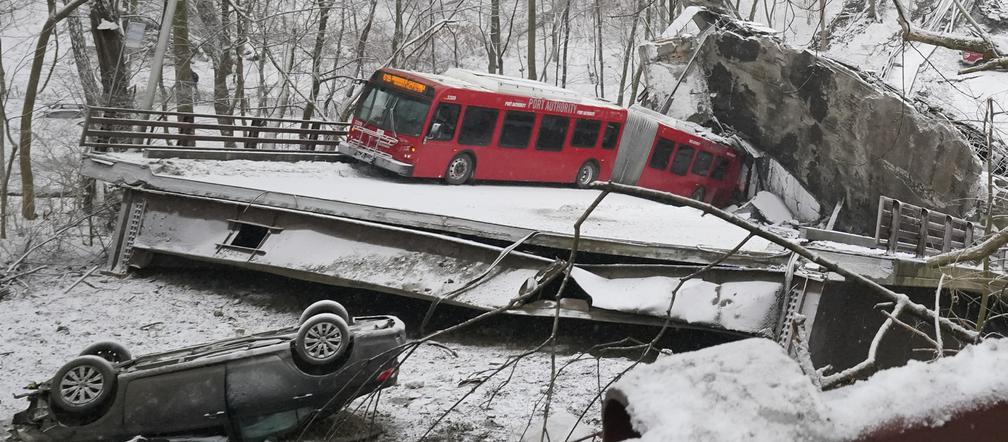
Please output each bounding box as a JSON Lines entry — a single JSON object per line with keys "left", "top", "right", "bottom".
{"left": 230, "top": 223, "right": 270, "bottom": 249}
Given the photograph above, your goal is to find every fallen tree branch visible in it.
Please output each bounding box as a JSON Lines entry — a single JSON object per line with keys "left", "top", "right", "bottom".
{"left": 926, "top": 225, "right": 1008, "bottom": 267}
{"left": 587, "top": 182, "right": 979, "bottom": 345}
{"left": 63, "top": 265, "right": 98, "bottom": 295}
{"left": 891, "top": 0, "right": 1007, "bottom": 57}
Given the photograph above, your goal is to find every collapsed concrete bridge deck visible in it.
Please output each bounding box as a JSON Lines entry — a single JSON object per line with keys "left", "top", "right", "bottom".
{"left": 80, "top": 148, "right": 1003, "bottom": 378}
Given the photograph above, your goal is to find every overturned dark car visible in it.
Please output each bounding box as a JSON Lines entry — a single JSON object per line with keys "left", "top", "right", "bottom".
{"left": 8, "top": 301, "right": 406, "bottom": 441}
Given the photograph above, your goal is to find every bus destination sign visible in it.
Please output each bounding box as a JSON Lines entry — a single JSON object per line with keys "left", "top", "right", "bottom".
{"left": 382, "top": 73, "right": 427, "bottom": 94}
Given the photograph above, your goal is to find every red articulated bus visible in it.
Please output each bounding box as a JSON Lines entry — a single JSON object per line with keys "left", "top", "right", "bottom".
{"left": 339, "top": 67, "right": 743, "bottom": 207}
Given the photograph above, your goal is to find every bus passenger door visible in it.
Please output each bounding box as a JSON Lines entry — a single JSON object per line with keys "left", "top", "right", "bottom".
{"left": 418, "top": 102, "right": 462, "bottom": 177}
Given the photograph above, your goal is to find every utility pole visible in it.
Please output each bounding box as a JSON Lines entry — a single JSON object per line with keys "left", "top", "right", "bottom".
{"left": 139, "top": 0, "right": 179, "bottom": 112}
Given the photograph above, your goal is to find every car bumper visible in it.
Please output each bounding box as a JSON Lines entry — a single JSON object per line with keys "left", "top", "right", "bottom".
{"left": 337, "top": 142, "right": 414, "bottom": 177}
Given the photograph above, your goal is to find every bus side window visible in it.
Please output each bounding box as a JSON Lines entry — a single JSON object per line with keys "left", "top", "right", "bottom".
{"left": 670, "top": 146, "right": 695, "bottom": 176}
{"left": 648, "top": 138, "right": 675, "bottom": 170}
{"left": 710, "top": 156, "right": 730, "bottom": 180}
{"left": 692, "top": 151, "right": 714, "bottom": 177}
{"left": 571, "top": 119, "right": 602, "bottom": 148}
{"left": 458, "top": 106, "right": 500, "bottom": 146}
{"left": 427, "top": 103, "right": 461, "bottom": 141}
{"left": 499, "top": 111, "right": 536, "bottom": 148}
{"left": 601, "top": 122, "right": 621, "bottom": 149}
{"left": 536, "top": 115, "right": 570, "bottom": 151}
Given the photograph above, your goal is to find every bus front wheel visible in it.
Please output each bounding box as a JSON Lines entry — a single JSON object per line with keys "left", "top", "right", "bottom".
{"left": 445, "top": 153, "right": 474, "bottom": 185}
{"left": 575, "top": 162, "right": 599, "bottom": 188}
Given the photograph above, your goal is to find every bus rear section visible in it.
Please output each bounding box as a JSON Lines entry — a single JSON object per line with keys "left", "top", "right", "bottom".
{"left": 612, "top": 106, "right": 742, "bottom": 207}
{"left": 339, "top": 69, "right": 437, "bottom": 177}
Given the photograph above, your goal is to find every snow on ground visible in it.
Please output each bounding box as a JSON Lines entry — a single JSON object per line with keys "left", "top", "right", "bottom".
{"left": 100, "top": 152, "right": 782, "bottom": 253}
{"left": 0, "top": 265, "right": 637, "bottom": 440}
{"left": 610, "top": 337, "right": 1008, "bottom": 441}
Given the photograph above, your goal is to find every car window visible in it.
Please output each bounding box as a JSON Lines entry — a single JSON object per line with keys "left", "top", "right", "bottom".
{"left": 536, "top": 115, "right": 569, "bottom": 151}
{"left": 570, "top": 119, "right": 601, "bottom": 148}
{"left": 499, "top": 111, "right": 536, "bottom": 148}
{"left": 648, "top": 138, "right": 675, "bottom": 170}
{"left": 670, "top": 146, "right": 695, "bottom": 176}
{"left": 692, "top": 151, "right": 714, "bottom": 177}
{"left": 601, "top": 122, "right": 621, "bottom": 149}
{"left": 458, "top": 106, "right": 499, "bottom": 146}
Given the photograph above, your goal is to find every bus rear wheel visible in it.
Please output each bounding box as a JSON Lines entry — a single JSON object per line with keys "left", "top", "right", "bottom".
{"left": 576, "top": 162, "right": 599, "bottom": 188}
{"left": 445, "top": 153, "right": 474, "bottom": 185}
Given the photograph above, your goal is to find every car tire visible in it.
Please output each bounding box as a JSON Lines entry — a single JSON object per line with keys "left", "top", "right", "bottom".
{"left": 691, "top": 187, "right": 706, "bottom": 203}
{"left": 576, "top": 162, "right": 599, "bottom": 188}
{"left": 79, "top": 341, "right": 132, "bottom": 364}
{"left": 50, "top": 355, "right": 116, "bottom": 414}
{"left": 299, "top": 300, "right": 351, "bottom": 325}
{"left": 444, "top": 153, "right": 474, "bottom": 185}
{"left": 294, "top": 313, "right": 351, "bottom": 366}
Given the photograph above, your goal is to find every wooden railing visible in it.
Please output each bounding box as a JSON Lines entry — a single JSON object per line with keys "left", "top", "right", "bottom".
{"left": 81, "top": 107, "right": 350, "bottom": 152}
{"left": 874, "top": 196, "right": 977, "bottom": 257}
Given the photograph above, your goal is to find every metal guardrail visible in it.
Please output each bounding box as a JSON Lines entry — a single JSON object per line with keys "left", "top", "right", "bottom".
{"left": 81, "top": 107, "right": 350, "bottom": 153}
{"left": 874, "top": 196, "right": 976, "bottom": 257}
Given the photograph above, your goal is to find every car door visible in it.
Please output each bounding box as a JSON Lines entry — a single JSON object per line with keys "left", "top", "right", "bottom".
{"left": 122, "top": 364, "right": 230, "bottom": 436}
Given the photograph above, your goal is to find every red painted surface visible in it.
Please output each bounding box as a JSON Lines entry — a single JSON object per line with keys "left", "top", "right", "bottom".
{"left": 347, "top": 68, "right": 743, "bottom": 206}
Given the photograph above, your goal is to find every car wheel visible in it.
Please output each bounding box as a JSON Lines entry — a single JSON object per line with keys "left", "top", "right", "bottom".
{"left": 79, "top": 341, "right": 132, "bottom": 364}
{"left": 575, "top": 162, "right": 599, "bottom": 188}
{"left": 295, "top": 313, "right": 351, "bottom": 366}
{"left": 691, "top": 187, "right": 706, "bottom": 203}
{"left": 444, "top": 153, "right": 474, "bottom": 185}
{"left": 51, "top": 356, "right": 116, "bottom": 414}
{"left": 299, "top": 300, "right": 351, "bottom": 325}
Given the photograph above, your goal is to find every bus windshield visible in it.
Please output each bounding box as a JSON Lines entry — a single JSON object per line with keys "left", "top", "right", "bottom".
{"left": 354, "top": 84, "right": 431, "bottom": 137}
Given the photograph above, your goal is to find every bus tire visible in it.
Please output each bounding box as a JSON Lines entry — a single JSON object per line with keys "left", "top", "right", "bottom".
{"left": 575, "top": 162, "right": 599, "bottom": 188}
{"left": 445, "top": 153, "right": 474, "bottom": 185}
{"left": 691, "top": 187, "right": 706, "bottom": 203}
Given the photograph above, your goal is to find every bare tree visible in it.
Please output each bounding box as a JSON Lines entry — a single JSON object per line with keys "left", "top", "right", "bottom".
{"left": 90, "top": 0, "right": 132, "bottom": 109}
{"left": 527, "top": 0, "right": 536, "bottom": 79}
{"left": 173, "top": 0, "right": 196, "bottom": 144}
{"left": 301, "top": 0, "right": 333, "bottom": 127}
{"left": 16, "top": 0, "right": 89, "bottom": 220}
{"left": 63, "top": 3, "right": 99, "bottom": 106}
{"left": 617, "top": 0, "right": 644, "bottom": 105}
{"left": 194, "top": 0, "right": 236, "bottom": 145}
{"left": 594, "top": 0, "right": 604, "bottom": 98}
{"left": 490, "top": 0, "right": 503, "bottom": 73}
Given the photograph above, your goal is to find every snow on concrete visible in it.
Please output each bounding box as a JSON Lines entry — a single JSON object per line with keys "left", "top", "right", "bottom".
{"left": 106, "top": 153, "right": 783, "bottom": 253}
{"left": 609, "top": 337, "right": 1008, "bottom": 441}
{"left": 571, "top": 268, "right": 782, "bottom": 335}
{"left": 747, "top": 191, "right": 796, "bottom": 225}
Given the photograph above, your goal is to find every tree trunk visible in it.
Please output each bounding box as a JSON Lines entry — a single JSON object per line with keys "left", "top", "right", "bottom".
{"left": 233, "top": 0, "right": 248, "bottom": 117}
{"left": 617, "top": 0, "right": 643, "bottom": 105}
{"left": 392, "top": 0, "right": 403, "bottom": 66}
{"left": 527, "top": 0, "right": 536, "bottom": 80}
{"left": 560, "top": 0, "right": 570, "bottom": 87}
{"left": 90, "top": 0, "right": 132, "bottom": 109}
{"left": 0, "top": 37, "right": 7, "bottom": 238}
{"left": 172, "top": 0, "right": 195, "bottom": 145}
{"left": 194, "top": 0, "right": 235, "bottom": 145}
{"left": 18, "top": 0, "right": 90, "bottom": 220}
{"left": 301, "top": 0, "right": 332, "bottom": 130}
{"left": 490, "top": 0, "right": 501, "bottom": 73}
{"left": 594, "top": 0, "right": 604, "bottom": 98}
{"left": 63, "top": 3, "right": 99, "bottom": 106}
{"left": 339, "top": 0, "right": 380, "bottom": 121}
